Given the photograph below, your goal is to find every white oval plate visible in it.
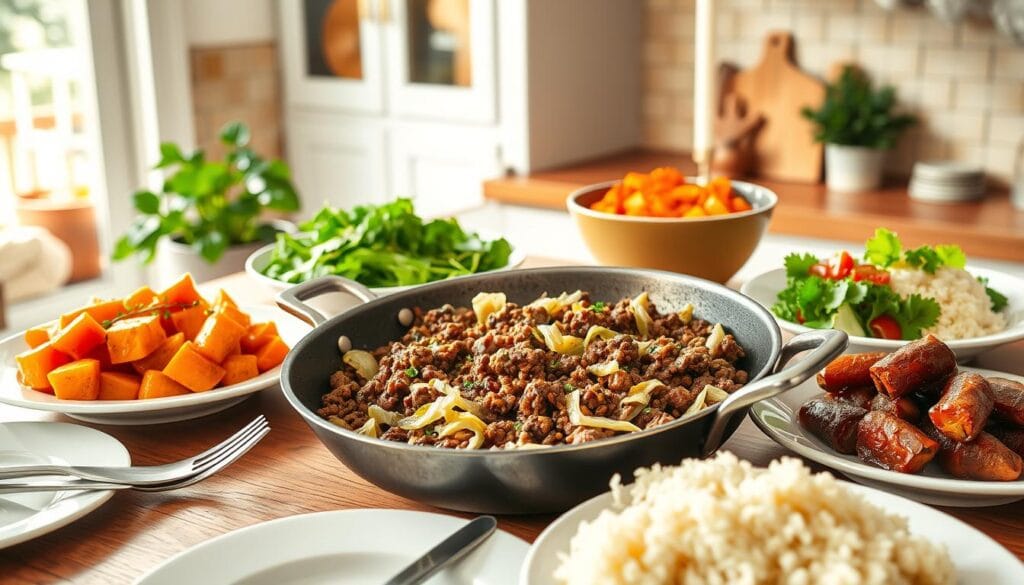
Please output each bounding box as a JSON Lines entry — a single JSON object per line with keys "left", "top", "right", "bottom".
{"left": 137, "top": 509, "right": 529, "bottom": 585}
{"left": 750, "top": 366, "right": 1024, "bottom": 507}
{"left": 244, "top": 231, "right": 527, "bottom": 297}
{"left": 521, "top": 480, "right": 1024, "bottom": 585}
{"left": 0, "top": 306, "right": 310, "bottom": 425}
{"left": 740, "top": 266, "right": 1024, "bottom": 360}
{"left": 0, "top": 422, "right": 130, "bottom": 549}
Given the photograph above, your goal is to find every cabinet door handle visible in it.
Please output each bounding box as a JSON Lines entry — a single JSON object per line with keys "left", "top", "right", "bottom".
{"left": 377, "top": 0, "right": 391, "bottom": 23}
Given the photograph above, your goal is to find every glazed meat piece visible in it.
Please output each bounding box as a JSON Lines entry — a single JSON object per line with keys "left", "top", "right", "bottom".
{"left": 928, "top": 372, "right": 994, "bottom": 443}
{"left": 816, "top": 352, "right": 887, "bottom": 393}
{"left": 869, "top": 335, "right": 957, "bottom": 399}
{"left": 870, "top": 393, "right": 921, "bottom": 423}
{"left": 987, "top": 377, "right": 1024, "bottom": 426}
{"left": 989, "top": 426, "right": 1024, "bottom": 458}
{"left": 936, "top": 432, "right": 1023, "bottom": 481}
{"left": 826, "top": 386, "right": 876, "bottom": 410}
{"left": 856, "top": 411, "right": 939, "bottom": 473}
{"left": 798, "top": 398, "right": 868, "bottom": 454}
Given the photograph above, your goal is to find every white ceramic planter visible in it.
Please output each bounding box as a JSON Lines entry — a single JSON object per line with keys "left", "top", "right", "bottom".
{"left": 151, "top": 221, "right": 294, "bottom": 288}
{"left": 825, "top": 144, "right": 886, "bottom": 192}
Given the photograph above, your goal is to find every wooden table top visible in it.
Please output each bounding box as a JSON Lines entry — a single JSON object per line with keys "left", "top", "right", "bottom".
{"left": 483, "top": 148, "right": 1024, "bottom": 263}
{"left": 2, "top": 262, "right": 1024, "bottom": 583}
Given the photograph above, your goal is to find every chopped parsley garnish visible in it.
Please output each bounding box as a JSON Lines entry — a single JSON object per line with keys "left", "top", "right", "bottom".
{"left": 591, "top": 301, "right": 606, "bottom": 312}
{"left": 462, "top": 379, "right": 475, "bottom": 389}
{"left": 513, "top": 421, "right": 523, "bottom": 431}
{"left": 563, "top": 382, "right": 574, "bottom": 393}
{"left": 404, "top": 366, "right": 419, "bottom": 377}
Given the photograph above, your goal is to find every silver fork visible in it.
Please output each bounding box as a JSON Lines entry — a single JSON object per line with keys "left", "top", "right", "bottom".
{"left": 0, "top": 422, "right": 270, "bottom": 494}
{"left": 0, "top": 415, "right": 269, "bottom": 486}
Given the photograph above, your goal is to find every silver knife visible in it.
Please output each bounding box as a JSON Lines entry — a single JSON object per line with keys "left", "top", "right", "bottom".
{"left": 383, "top": 515, "right": 497, "bottom": 585}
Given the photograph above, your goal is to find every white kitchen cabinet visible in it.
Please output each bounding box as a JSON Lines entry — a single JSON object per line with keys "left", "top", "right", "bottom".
{"left": 279, "top": 0, "right": 642, "bottom": 214}
{"left": 285, "top": 111, "right": 389, "bottom": 209}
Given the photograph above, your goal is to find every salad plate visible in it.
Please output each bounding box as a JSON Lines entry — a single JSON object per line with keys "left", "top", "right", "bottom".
{"left": 521, "top": 480, "right": 1024, "bottom": 584}
{"left": 0, "top": 422, "right": 130, "bottom": 549}
{"left": 0, "top": 306, "right": 310, "bottom": 425}
{"left": 136, "top": 509, "right": 529, "bottom": 585}
{"left": 749, "top": 366, "right": 1024, "bottom": 507}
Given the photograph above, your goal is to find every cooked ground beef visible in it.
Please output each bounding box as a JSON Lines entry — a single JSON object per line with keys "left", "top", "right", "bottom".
{"left": 318, "top": 292, "right": 748, "bottom": 449}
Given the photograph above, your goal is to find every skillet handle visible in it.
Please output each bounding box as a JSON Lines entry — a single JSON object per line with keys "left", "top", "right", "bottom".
{"left": 276, "top": 275, "right": 378, "bottom": 327}
{"left": 701, "top": 329, "right": 848, "bottom": 457}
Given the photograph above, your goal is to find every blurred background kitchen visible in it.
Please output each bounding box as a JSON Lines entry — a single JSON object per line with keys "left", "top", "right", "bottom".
{"left": 0, "top": 0, "right": 1022, "bottom": 332}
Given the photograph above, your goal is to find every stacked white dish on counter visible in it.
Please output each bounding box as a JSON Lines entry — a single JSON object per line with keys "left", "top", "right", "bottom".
{"left": 909, "top": 161, "right": 986, "bottom": 203}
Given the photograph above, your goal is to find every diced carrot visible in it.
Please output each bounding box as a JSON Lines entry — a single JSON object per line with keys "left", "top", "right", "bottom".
{"left": 47, "top": 359, "right": 101, "bottom": 400}
{"left": 138, "top": 370, "right": 191, "bottom": 399}
{"left": 60, "top": 299, "right": 124, "bottom": 328}
{"left": 623, "top": 192, "right": 646, "bottom": 216}
{"left": 98, "top": 371, "right": 142, "bottom": 400}
{"left": 221, "top": 354, "right": 259, "bottom": 386}
{"left": 50, "top": 313, "right": 107, "bottom": 360}
{"left": 23, "top": 324, "right": 53, "bottom": 349}
{"left": 131, "top": 332, "right": 186, "bottom": 374}
{"left": 106, "top": 315, "right": 167, "bottom": 364}
{"left": 194, "top": 312, "right": 246, "bottom": 363}
{"left": 170, "top": 305, "right": 210, "bottom": 341}
{"left": 703, "top": 195, "right": 730, "bottom": 216}
{"left": 684, "top": 206, "right": 707, "bottom": 218}
{"left": 255, "top": 335, "right": 289, "bottom": 372}
{"left": 730, "top": 195, "right": 752, "bottom": 212}
{"left": 163, "top": 342, "right": 226, "bottom": 392}
{"left": 123, "top": 286, "right": 159, "bottom": 311}
{"left": 160, "top": 273, "right": 204, "bottom": 305}
{"left": 241, "top": 322, "right": 279, "bottom": 353}
{"left": 15, "top": 342, "right": 73, "bottom": 390}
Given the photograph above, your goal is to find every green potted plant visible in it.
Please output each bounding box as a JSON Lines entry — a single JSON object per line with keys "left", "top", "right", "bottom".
{"left": 802, "top": 66, "right": 916, "bottom": 192}
{"left": 113, "top": 122, "right": 300, "bottom": 285}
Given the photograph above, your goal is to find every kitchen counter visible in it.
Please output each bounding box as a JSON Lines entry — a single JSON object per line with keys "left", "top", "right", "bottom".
{"left": 483, "top": 149, "right": 1024, "bottom": 263}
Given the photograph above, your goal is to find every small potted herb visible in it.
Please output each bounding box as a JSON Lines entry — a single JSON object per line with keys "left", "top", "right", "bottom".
{"left": 113, "top": 122, "right": 300, "bottom": 285}
{"left": 802, "top": 66, "right": 916, "bottom": 192}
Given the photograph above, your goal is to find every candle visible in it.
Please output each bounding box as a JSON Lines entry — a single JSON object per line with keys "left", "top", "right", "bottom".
{"left": 693, "top": 0, "right": 717, "bottom": 171}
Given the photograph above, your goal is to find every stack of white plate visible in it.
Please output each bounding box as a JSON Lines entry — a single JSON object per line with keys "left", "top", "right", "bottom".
{"left": 909, "top": 161, "right": 986, "bottom": 203}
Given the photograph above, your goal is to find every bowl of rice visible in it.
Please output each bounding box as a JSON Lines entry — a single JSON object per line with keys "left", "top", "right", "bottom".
{"left": 520, "top": 453, "right": 1024, "bottom": 585}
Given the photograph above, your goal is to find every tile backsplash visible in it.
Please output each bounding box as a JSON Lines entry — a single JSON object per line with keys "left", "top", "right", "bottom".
{"left": 644, "top": 0, "right": 1024, "bottom": 184}
{"left": 190, "top": 43, "right": 283, "bottom": 160}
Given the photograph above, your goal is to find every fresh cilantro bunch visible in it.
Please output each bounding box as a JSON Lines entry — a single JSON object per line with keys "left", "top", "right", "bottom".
{"left": 260, "top": 198, "right": 513, "bottom": 287}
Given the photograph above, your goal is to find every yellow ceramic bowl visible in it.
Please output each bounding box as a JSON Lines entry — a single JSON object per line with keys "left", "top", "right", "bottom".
{"left": 567, "top": 179, "right": 777, "bottom": 283}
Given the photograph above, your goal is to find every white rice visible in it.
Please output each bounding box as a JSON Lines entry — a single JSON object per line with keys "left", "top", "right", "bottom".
{"left": 888, "top": 266, "right": 1006, "bottom": 339}
{"left": 553, "top": 453, "right": 954, "bottom": 585}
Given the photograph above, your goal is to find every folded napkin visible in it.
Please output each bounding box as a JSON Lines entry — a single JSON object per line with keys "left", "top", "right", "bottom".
{"left": 0, "top": 226, "right": 72, "bottom": 302}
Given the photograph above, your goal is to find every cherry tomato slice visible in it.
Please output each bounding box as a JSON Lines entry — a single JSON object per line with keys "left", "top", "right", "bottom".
{"left": 869, "top": 315, "right": 902, "bottom": 340}
{"left": 868, "top": 270, "right": 891, "bottom": 285}
{"left": 833, "top": 251, "right": 855, "bottom": 280}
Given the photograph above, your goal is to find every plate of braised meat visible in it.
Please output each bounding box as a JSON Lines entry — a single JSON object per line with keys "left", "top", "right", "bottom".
{"left": 751, "top": 334, "right": 1024, "bottom": 507}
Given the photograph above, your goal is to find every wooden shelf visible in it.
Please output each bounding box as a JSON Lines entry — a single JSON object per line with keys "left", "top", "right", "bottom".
{"left": 483, "top": 149, "right": 1024, "bottom": 263}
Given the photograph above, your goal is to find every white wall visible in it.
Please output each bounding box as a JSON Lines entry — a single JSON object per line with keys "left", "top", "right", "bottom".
{"left": 183, "top": 0, "right": 277, "bottom": 47}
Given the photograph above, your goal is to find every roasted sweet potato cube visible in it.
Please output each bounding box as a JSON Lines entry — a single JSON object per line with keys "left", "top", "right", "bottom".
{"left": 170, "top": 305, "right": 210, "bottom": 341}
{"left": 160, "top": 273, "right": 204, "bottom": 305}
{"left": 60, "top": 298, "right": 124, "bottom": 328}
{"left": 856, "top": 411, "right": 939, "bottom": 474}
{"left": 23, "top": 323, "right": 53, "bottom": 349}
{"left": 106, "top": 315, "right": 167, "bottom": 364}
{"left": 241, "top": 322, "right": 279, "bottom": 353}
{"left": 50, "top": 313, "right": 107, "bottom": 360}
{"left": 139, "top": 370, "right": 191, "bottom": 399}
{"left": 97, "top": 371, "right": 141, "bottom": 400}
{"left": 255, "top": 335, "right": 289, "bottom": 372}
{"left": 213, "top": 289, "right": 239, "bottom": 309}
{"left": 215, "top": 303, "right": 251, "bottom": 329}
{"left": 16, "top": 342, "right": 73, "bottom": 390}
{"left": 47, "top": 359, "right": 101, "bottom": 400}
{"left": 163, "top": 342, "right": 226, "bottom": 392}
{"left": 131, "top": 332, "right": 186, "bottom": 375}
{"left": 123, "top": 286, "right": 159, "bottom": 310}
{"left": 221, "top": 354, "right": 260, "bottom": 386}
{"left": 194, "top": 312, "right": 246, "bottom": 363}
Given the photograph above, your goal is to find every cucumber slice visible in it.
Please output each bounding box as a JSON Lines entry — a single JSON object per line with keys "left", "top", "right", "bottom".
{"left": 832, "top": 303, "right": 867, "bottom": 337}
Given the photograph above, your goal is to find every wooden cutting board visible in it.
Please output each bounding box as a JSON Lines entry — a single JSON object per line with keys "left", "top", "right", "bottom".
{"left": 723, "top": 32, "right": 825, "bottom": 183}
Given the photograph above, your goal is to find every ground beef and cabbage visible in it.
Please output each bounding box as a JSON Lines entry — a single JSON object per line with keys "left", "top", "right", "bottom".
{"left": 318, "top": 291, "right": 749, "bottom": 449}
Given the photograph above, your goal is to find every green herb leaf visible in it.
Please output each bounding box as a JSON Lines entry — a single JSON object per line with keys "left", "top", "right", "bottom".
{"left": 893, "top": 294, "right": 941, "bottom": 339}
{"left": 194, "top": 231, "right": 227, "bottom": 263}
{"left": 220, "top": 121, "right": 250, "bottom": 147}
{"left": 132, "top": 190, "right": 160, "bottom": 214}
{"left": 935, "top": 245, "right": 966, "bottom": 269}
{"left": 979, "top": 277, "right": 1009, "bottom": 312}
{"left": 864, "top": 228, "right": 902, "bottom": 267}
{"left": 591, "top": 301, "right": 606, "bottom": 312}
{"left": 155, "top": 143, "right": 184, "bottom": 169}
{"left": 784, "top": 252, "right": 819, "bottom": 278}
{"left": 563, "top": 382, "right": 574, "bottom": 393}
{"left": 405, "top": 366, "right": 419, "bottom": 378}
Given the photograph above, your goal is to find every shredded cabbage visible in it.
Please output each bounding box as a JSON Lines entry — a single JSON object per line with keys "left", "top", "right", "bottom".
{"left": 437, "top": 411, "right": 487, "bottom": 449}
{"left": 566, "top": 390, "right": 641, "bottom": 433}
{"left": 536, "top": 323, "right": 584, "bottom": 355}
{"left": 703, "top": 384, "right": 729, "bottom": 404}
{"left": 368, "top": 404, "right": 404, "bottom": 427}
{"left": 471, "top": 292, "right": 506, "bottom": 326}
{"left": 529, "top": 290, "right": 584, "bottom": 316}
{"left": 677, "top": 303, "right": 694, "bottom": 324}
{"left": 328, "top": 416, "right": 350, "bottom": 429}
{"left": 355, "top": 419, "right": 378, "bottom": 437}
{"left": 430, "top": 379, "right": 489, "bottom": 420}
{"left": 619, "top": 379, "right": 665, "bottom": 420}
{"left": 636, "top": 339, "right": 658, "bottom": 356}
{"left": 399, "top": 379, "right": 488, "bottom": 430}
{"left": 583, "top": 326, "right": 618, "bottom": 348}
{"left": 629, "top": 292, "right": 654, "bottom": 338}
{"left": 587, "top": 360, "right": 620, "bottom": 377}
{"left": 705, "top": 323, "right": 725, "bottom": 357}
{"left": 343, "top": 349, "right": 379, "bottom": 380}
{"left": 398, "top": 395, "right": 453, "bottom": 430}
